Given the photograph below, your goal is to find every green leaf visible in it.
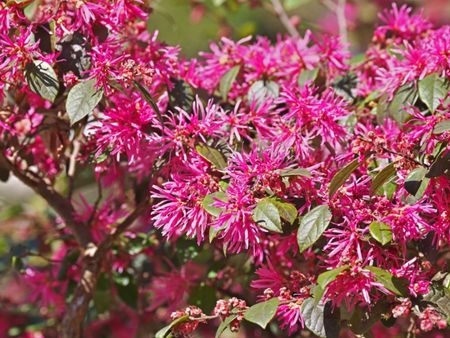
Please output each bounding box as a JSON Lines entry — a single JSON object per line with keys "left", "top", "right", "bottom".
{"left": 365, "top": 266, "right": 408, "bottom": 296}
{"left": 196, "top": 144, "right": 227, "bottom": 169}
{"left": 298, "top": 68, "right": 319, "bottom": 87}
{"left": 379, "top": 84, "right": 417, "bottom": 124}
{"left": 114, "top": 273, "right": 138, "bottom": 309}
{"left": 297, "top": 205, "right": 332, "bottom": 253}
{"left": 348, "top": 302, "right": 387, "bottom": 335}
{"left": 329, "top": 159, "right": 360, "bottom": 198}
{"left": 244, "top": 298, "right": 279, "bottom": 329}
{"left": 301, "top": 298, "right": 326, "bottom": 337}
{"left": 133, "top": 81, "right": 164, "bottom": 125}
{"left": 418, "top": 73, "right": 449, "bottom": 113}
{"left": 433, "top": 120, "right": 450, "bottom": 134}
{"left": 156, "top": 315, "right": 189, "bottom": 338}
{"left": 25, "top": 60, "right": 59, "bottom": 102}
{"left": 314, "top": 266, "right": 349, "bottom": 303}
{"left": 66, "top": 79, "right": 103, "bottom": 125}
{"left": 57, "top": 249, "right": 80, "bottom": 281}
{"left": 11, "top": 256, "right": 24, "bottom": 271}
{"left": 426, "top": 150, "right": 450, "bottom": 178}
{"left": 424, "top": 283, "right": 450, "bottom": 317}
{"left": 248, "top": 80, "right": 279, "bottom": 105}
{"left": 216, "top": 314, "right": 238, "bottom": 338}
{"left": 279, "top": 167, "right": 312, "bottom": 178}
{"left": 252, "top": 198, "right": 282, "bottom": 233}
{"left": 202, "top": 191, "right": 227, "bottom": 217}
{"left": 220, "top": 65, "right": 240, "bottom": 100}
{"left": 371, "top": 162, "right": 396, "bottom": 193}
{"left": 270, "top": 198, "right": 298, "bottom": 224}
{"left": 24, "top": 0, "right": 40, "bottom": 21}
{"left": 209, "top": 224, "right": 224, "bottom": 242}
{"left": 369, "top": 221, "right": 392, "bottom": 245}
{"left": 405, "top": 167, "right": 430, "bottom": 199}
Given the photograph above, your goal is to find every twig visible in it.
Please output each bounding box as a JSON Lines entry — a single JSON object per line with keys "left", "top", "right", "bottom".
{"left": 61, "top": 198, "right": 151, "bottom": 338}
{"left": 336, "top": 0, "right": 348, "bottom": 45}
{"left": 0, "top": 149, "right": 93, "bottom": 248}
{"left": 321, "top": 0, "right": 348, "bottom": 45}
{"left": 87, "top": 180, "right": 103, "bottom": 226}
{"left": 270, "top": 0, "right": 299, "bottom": 38}
{"left": 67, "top": 139, "right": 81, "bottom": 200}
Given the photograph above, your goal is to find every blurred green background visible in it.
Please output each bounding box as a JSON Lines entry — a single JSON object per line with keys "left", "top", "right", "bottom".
{"left": 147, "top": 0, "right": 450, "bottom": 57}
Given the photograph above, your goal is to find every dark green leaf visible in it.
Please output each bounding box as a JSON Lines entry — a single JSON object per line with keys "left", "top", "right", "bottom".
{"left": 66, "top": 79, "right": 103, "bottom": 125}
{"left": 348, "top": 302, "right": 387, "bottom": 334}
{"left": 329, "top": 159, "right": 360, "bottom": 198}
{"left": 418, "top": 73, "right": 449, "bottom": 113}
{"left": 220, "top": 65, "right": 240, "bottom": 100}
{"left": 371, "top": 162, "right": 396, "bottom": 193}
{"left": 426, "top": 150, "right": 450, "bottom": 178}
{"left": 216, "top": 314, "right": 238, "bottom": 338}
{"left": 244, "top": 298, "right": 279, "bottom": 329}
{"left": 270, "top": 198, "right": 298, "bottom": 224}
{"left": 252, "top": 198, "right": 282, "bottom": 233}
{"left": 301, "top": 298, "right": 326, "bottom": 337}
{"left": 11, "top": 256, "right": 24, "bottom": 271}
{"left": 156, "top": 315, "right": 189, "bottom": 338}
{"left": 57, "top": 249, "right": 80, "bottom": 281}
{"left": 324, "top": 301, "right": 341, "bottom": 338}
{"left": 196, "top": 144, "right": 227, "bottom": 169}
{"left": 433, "top": 120, "right": 450, "bottom": 134}
{"left": 369, "top": 221, "right": 392, "bottom": 245}
{"left": 297, "top": 205, "right": 332, "bottom": 253}
{"left": 279, "top": 167, "right": 312, "bottom": 178}
{"left": 25, "top": 60, "right": 59, "bottom": 102}
{"left": 202, "top": 191, "right": 227, "bottom": 217}
{"left": 365, "top": 266, "right": 408, "bottom": 296}
{"left": 114, "top": 273, "right": 138, "bottom": 309}
{"left": 133, "top": 81, "right": 164, "bottom": 125}
{"left": 298, "top": 68, "right": 319, "bottom": 87}
{"left": 387, "top": 83, "right": 417, "bottom": 124}
{"left": 405, "top": 167, "right": 430, "bottom": 198}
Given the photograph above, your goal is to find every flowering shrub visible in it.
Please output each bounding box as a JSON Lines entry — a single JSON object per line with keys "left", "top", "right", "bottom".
{"left": 0, "top": 1, "right": 449, "bottom": 337}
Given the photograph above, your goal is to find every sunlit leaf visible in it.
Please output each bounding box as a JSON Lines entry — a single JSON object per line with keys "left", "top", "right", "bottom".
{"left": 329, "top": 159, "right": 360, "bottom": 198}
{"left": 220, "top": 65, "right": 240, "bottom": 100}
{"left": 369, "top": 221, "right": 392, "bottom": 245}
{"left": 66, "top": 79, "right": 103, "bottom": 125}
{"left": 244, "top": 298, "right": 279, "bottom": 329}
{"left": 297, "top": 205, "right": 332, "bottom": 253}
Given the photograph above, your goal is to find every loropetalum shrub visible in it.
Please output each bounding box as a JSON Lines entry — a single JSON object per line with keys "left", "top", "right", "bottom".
{"left": 0, "top": 1, "right": 449, "bottom": 337}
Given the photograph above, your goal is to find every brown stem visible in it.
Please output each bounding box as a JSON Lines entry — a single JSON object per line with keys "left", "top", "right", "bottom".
{"left": 0, "top": 150, "right": 92, "bottom": 247}
{"left": 61, "top": 198, "right": 151, "bottom": 338}
{"left": 270, "top": 0, "right": 299, "bottom": 38}
{"left": 0, "top": 147, "right": 150, "bottom": 337}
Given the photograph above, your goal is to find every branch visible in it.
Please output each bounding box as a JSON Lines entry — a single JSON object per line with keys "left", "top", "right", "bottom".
{"left": 61, "top": 198, "right": 151, "bottom": 338}
{"left": 0, "top": 149, "right": 92, "bottom": 248}
{"left": 270, "top": 0, "right": 299, "bottom": 38}
{"left": 321, "top": 0, "right": 348, "bottom": 45}
{"left": 336, "top": 0, "right": 348, "bottom": 45}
